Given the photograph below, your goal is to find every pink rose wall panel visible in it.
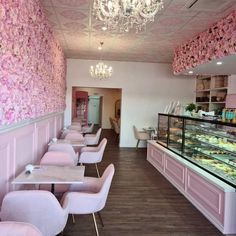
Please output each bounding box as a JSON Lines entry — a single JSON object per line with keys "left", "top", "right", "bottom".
{"left": 173, "top": 10, "right": 236, "bottom": 74}
{"left": 0, "top": 0, "right": 66, "bottom": 126}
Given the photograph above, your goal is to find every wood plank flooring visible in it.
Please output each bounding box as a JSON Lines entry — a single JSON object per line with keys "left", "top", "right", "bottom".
{"left": 64, "top": 129, "right": 223, "bottom": 236}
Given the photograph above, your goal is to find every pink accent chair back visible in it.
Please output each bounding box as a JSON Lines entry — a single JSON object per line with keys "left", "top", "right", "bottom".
{"left": 133, "top": 125, "right": 150, "bottom": 148}
{"left": 48, "top": 143, "right": 78, "bottom": 165}
{"left": 0, "top": 190, "right": 69, "bottom": 236}
{"left": 0, "top": 222, "right": 43, "bottom": 236}
{"left": 79, "top": 138, "right": 107, "bottom": 177}
{"left": 61, "top": 164, "right": 115, "bottom": 235}
{"left": 82, "top": 123, "right": 94, "bottom": 133}
{"left": 60, "top": 129, "right": 78, "bottom": 139}
{"left": 65, "top": 132, "right": 84, "bottom": 141}
{"left": 84, "top": 128, "right": 102, "bottom": 145}
{"left": 39, "top": 151, "right": 75, "bottom": 194}
{"left": 40, "top": 151, "right": 75, "bottom": 166}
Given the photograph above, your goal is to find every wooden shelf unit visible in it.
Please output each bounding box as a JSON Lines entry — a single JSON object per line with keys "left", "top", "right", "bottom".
{"left": 195, "top": 75, "right": 228, "bottom": 112}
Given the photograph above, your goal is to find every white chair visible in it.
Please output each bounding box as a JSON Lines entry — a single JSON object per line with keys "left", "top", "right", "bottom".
{"left": 0, "top": 190, "right": 69, "bottom": 236}
{"left": 48, "top": 143, "right": 79, "bottom": 165}
{"left": 0, "top": 221, "right": 43, "bottom": 236}
{"left": 79, "top": 138, "right": 107, "bottom": 177}
{"left": 84, "top": 128, "right": 102, "bottom": 145}
{"left": 61, "top": 164, "right": 115, "bottom": 236}
{"left": 60, "top": 129, "right": 80, "bottom": 139}
{"left": 133, "top": 125, "right": 150, "bottom": 148}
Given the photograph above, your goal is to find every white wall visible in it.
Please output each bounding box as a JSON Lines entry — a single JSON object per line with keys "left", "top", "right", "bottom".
{"left": 73, "top": 87, "right": 121, "bottom": 128}
{"left": 66, "top": 59, "right": 195, "bottom": 147}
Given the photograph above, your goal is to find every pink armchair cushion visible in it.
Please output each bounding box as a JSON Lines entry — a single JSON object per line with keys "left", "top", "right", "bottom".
{"left": 79, "top": 138, "right": 107, "bottom": 164}
{"left": 61, "top": 164, "right": 115, "bottom": 214}
{"left": 84, "top": 128, "right": 102, "bottom": 145}
{"left": 0, "top": 222, "right": 43, "bottom": 236}
{"left": 0, "top": 190, "right": 69, "bottom": 236}
{"left": 48, "top": 143, "right": 78, "bottom": 165}
{"left": 65, "top": 132, "right": 84, "bottom": 141}
{"left": 40, "top": 151, "right": 75, "bottom": 166}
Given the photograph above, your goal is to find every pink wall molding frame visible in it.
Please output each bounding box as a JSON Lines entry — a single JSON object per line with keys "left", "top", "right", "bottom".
{"left": 0, "top": 112, "right": 63, "bottom": 205}
{"left": 173, "top": 10, "right": 236, "bottom": 74}
{"left": 0, "top": 0, "right": 66, "bottom": 126}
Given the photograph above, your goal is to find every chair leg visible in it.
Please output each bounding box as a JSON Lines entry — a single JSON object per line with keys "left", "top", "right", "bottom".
{"left": 95, "top": 163, "right": 100, "bottom": 177}
{"left": 72, "top": 214, "right": 75, "bottom": 223}
{"left": 92, "top": 213, "right": 99, "bottom": 236}
{"left": 97, "top": 212, "right": 104, "bottom": 227}
{"left": 136, "top": 140, "right": 140, "bottom": 149}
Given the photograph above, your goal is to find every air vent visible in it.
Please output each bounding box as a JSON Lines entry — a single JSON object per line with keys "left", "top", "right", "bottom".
{"left": 185, "top": 0, "right": 233, "bottom": 12}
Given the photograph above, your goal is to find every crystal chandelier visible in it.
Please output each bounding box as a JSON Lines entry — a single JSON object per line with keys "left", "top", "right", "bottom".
{"left": 90, "top": 42, "right": 113, "bottom": 79}
{"left": 93, "top": 0, "right": 164, "bottom": 33}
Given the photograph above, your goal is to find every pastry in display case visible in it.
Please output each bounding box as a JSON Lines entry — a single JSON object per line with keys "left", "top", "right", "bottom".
{"left": 157, "top": 113, "right": 236, "bottom": 187}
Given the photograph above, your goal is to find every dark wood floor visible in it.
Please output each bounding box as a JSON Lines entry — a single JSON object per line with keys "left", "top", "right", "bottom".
{"left": 64, "top": 129, "right": 223, "bottom": 236}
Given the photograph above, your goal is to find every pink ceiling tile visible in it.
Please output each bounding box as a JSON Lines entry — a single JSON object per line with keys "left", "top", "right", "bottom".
{"left": 62, "top": 22, "right": 87, "bottom": 31}
{"left": 59, "top": 10, "right": 87, "bottom": 20}
{"left": 51, "top": 0, "right": 89, "bottom": 8}
{"left": 158, "top": 15, "right": 192, "bottom": 28}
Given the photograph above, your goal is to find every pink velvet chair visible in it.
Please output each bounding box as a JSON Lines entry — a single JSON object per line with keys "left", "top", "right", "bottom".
{"left": 40, "top": 151, "right": 75, "bottom": 195}
{"left": 61, "top": 164, "right": 115, "bottom": 236}
{"left": 60, "top": 129, "right": 79, "bottom": 139}
{"left": 48, "top": 143, "right": 78, "bottom": 165}
{"left": 65, "top": 132, "right": 84, "bottom": 141}
{"left": 79, "top": 138, "right": 107, "bottom": 177}
{"left": 40, "top": 151, "right": 75, "bottom": 166}
{"left": 82, "top": 123, "right": 94, "bottom": 133}
{"left": 0, "top": 190, "right": 69, "bottom": 236}
{"left": 0, "top": 221, "right": 43, "bottom": 236}
{"left": 84, "top": 128, "right": 102, "bottom": 145}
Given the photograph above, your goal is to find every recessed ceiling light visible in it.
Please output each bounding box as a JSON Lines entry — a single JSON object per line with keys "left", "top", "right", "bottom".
{"left": 216, "top": 61, "right": 223, "bottom": 65}
{"left": 102, "top": 26, "right": 107, "bottom": 31}
{"left": 188, "top": 71, "right": 193, "bottom": 74}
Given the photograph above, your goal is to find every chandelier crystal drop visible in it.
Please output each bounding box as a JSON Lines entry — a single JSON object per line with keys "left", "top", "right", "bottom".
{"left": 90, "top": 42, "right": 113, "bottom": 79}
{"left": 93, "top": 0, "right": 164, "bottom": 33}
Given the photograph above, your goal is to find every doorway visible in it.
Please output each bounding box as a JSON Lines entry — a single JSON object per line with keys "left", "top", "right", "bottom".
{"left": 88, "top": 95, "right": 102, "bottom": 126}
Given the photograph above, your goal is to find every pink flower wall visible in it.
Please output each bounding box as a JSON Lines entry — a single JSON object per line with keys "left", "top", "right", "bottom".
{"left": 173, "top": 10, "right": 236, "bottom": 74}
{"left": 0, "top": 0, "right": 66, "bottom": 125}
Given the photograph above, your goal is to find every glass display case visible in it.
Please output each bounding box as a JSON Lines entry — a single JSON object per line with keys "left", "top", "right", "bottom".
{"left": 157, "top": 113, "right": 236, "bottom": 187}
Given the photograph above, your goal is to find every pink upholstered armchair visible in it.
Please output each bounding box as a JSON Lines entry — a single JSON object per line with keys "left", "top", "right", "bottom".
{"left": 65, "top": 132, "right": 84, "bottom": 141}
{"left": 79, "top": 138, "right": 107, "bottom": 177}
{"left": 82, "top": 123, "right": 94, "bottom": 133}
{"left": 0, "top": 190, "right": 69, "bottom": 236}
{"left": 0, "top": 221, "right": 43, "bottom": 236}
{"left": 48, "top": 143, "right": 79, "bottom": 165}
{"left": 133, "top": 125, "right": 150, "bottom": 148}
{"left": 61, "top": 164, "right": 115, "bottom": 236}
{"left": 84, "top": 128, "right": 102, "bottom": 145}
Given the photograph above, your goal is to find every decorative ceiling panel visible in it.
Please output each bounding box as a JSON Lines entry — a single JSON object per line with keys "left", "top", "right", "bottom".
{"left": 41, "top": 0, "right": 236, "bottom": 63}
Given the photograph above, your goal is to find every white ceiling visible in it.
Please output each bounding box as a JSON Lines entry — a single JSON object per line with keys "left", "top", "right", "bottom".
{"left": 41, "top": 0, "right": 236, "bottom": 64}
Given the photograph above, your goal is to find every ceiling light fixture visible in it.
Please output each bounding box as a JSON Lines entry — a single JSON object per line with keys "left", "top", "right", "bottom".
{"left": 93, "top": 0, "right": 164, "bottom": 33}
{"left": 216, "top": 61, "right": 223, "bottom": 65}
{"left": 188, "top": 71, "right": 194, "bottom": 74}
{"left": 90, "top": 42, "right": 113, "bottom": 80}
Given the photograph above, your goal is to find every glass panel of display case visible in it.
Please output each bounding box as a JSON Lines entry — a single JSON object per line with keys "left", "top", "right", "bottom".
{"left": 168, "top": 116, "right": 183, "bottom": 155}
{"left": 157, "top": 114, "right": 168, "bottom": 146}
{"left": 183, "top": 119, "right": 236, "bottom": 187}
{"left": 157, "top": 113, "right": 236, "bottom": 187}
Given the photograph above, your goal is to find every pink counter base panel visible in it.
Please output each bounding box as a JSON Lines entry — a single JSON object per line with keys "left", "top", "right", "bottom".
{"left": 147, "top": 141, "right": 236, "bottom": 235}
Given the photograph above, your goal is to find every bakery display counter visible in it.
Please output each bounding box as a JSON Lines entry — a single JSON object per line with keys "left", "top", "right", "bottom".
{"left": 157, "top": 113, "right": 236, "bottom": 188}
